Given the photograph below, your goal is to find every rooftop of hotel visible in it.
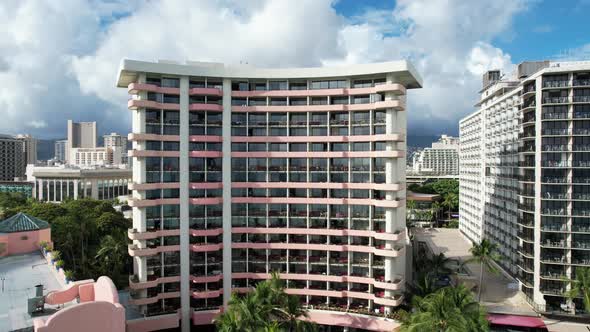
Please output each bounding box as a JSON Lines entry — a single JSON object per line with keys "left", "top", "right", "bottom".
{"left": 0, "top": 252, "right": 64, "bottom": 332}
{"left": 116, "top": 58, "right": 423, "bottom": 89}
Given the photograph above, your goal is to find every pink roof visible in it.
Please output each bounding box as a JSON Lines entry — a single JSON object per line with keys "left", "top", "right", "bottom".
{"left": 487, "top": 314, "right": 547, "bottom": 328}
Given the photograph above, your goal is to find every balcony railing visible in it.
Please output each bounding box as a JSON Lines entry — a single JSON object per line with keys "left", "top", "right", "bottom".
{"left": 543, "top": 81, "right": 569, "bottom": 88}
{"left": 543, "top": 97, "right": 570, "bottom": 104}
{"left": 573, "top": 96, "right": 590, "bottom": 103}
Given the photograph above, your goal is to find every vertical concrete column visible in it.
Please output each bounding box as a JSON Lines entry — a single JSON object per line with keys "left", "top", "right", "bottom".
{"left": 90, "top": 179, "right": 98, "bottom": 199}
{"left": 532, "top": 76, "right": 545, "bottom": 308}
{"left": 38, "top": 179, "right": 43, "bottom": 201}
{"left": 179, "top": 76, "right": 191, "bottom": 332}
{"left": 222, "top": 78, "right": 233, "bottom": 307}
{"left": 73, "top": 179, "right": 78, "bottom": 200}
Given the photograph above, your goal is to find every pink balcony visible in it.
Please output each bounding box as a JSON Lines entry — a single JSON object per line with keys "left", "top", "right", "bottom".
{"left": 191, "top": 274, "right": 223, "bottom": 284}
{"left": 189, "top": 103, "right": 223, "bottom": 111}
{"left": 34, "top": 277, "right": 125, "bottom": 332}
{"left": 128, "top": 244, "right": 180, "bottom": 257}
{"left": 128, "top": 83, "right": 180, "bottom": 95}
{"left": 192, "top": 289, "right": 222, "bottom": 299}
{"left": 127, "top": 99, "right": 180, "bottom": 110}
{"left": 231, "top": 134, "right": 404, "bottom": 144}
{"left": 128, "top": 228, "right": 180, "bottom": 241}
{"left": 128, "top": 133, "right": 180, "bottom": 142}
{"left": 129, "top": 275, "right": 181, "bottom": 290}
{"left": 190, "top": 243, "right": 223, "bottom": 252}
{"left": 128, "top": 290, "right": 181, "bottom": 306}
{"left": 189, "top": 87, "right": 223, "bottom": 96}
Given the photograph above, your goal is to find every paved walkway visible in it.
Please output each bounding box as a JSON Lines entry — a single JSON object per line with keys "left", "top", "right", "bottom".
{"left": 414, "top": 228, "right": 536, "bottom": 316}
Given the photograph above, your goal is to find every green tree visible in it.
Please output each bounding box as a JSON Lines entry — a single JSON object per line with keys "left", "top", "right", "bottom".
{"left": 427, "top": 253, "right": 453, "bottom": 277}
{"left": 8, "top": 197, "right": 130, "bottom": 288}
{"left": 95, "top": 233, "right": 128, "bottom": 285}
{"left": 565, "top": 267, "right": 590, "bottom": 313}
{"left": 97, "top": 211, "right": 129, "bottom": 235}
{"left": 468, "top": 239, "right": 501, "bottom": 302}
{"left": 401, "top": 285, "right": 488, "bottom": 332}
{"left": 216, "top": 273, "right": 316, "bottom": 332}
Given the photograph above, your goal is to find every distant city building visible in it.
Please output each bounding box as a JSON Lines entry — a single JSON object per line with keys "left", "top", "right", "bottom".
{"left": 54, "top": 139, "right": 67, "bottom": 162}
{"left": 15, "top": 134, "right": 37, "bottom": 165}
{"left": 103, "top": 132, "right": 128, "bottom": 164}
{"left": 69, "top": 146, "right": 124, "bottom": 166}
{"left": 28, "top": 165, "right": 131, "bottom": 202}
{"left": 459, "top": 60, "right": 590, "bottom": 316}
{"left": 411, "top": 135, "right": 459, "bottom": 175}
{"left": 66, "top": 120, "right": 97, "bottom": 163}
{"left": 0, "top": 134, "right": 26, "bottom": 181}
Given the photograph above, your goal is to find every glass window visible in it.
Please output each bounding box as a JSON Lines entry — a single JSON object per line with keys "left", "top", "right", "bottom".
{"left": 269, "top": 81, "right": 288, "bottom": 90}
{"left": 161, "top": 77, "right": 180, "bottom": 88}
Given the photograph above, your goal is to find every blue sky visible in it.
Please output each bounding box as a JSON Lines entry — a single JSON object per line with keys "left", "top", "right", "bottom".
{"left": 1, "top": 0, "right": 589, "bottom": 140}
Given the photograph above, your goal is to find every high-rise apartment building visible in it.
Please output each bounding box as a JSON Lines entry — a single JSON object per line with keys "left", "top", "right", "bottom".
{"left": 118, "top": 59, "right": 421, "bottom": 331}
{"left": 104, "top": 132, "right": 128, "bottom": 164}
{"left": 15, "top": 134, "right": 37, "bottom": 165}
{"left": 54, "top": 139, "right": 67, "bottom": 162}
{"left": 0, "top": 134, "right": 26, "bottom": 181}
{"left": 411, "top": 135, "right": 459, "bottom": 175}
{"left": 459, "top": 61, "right": 590, "bottom": 316}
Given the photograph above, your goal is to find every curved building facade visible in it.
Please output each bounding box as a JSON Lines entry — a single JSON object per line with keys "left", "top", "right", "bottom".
{"left": 117, "top": 59, "right": 422, "bottom": 331}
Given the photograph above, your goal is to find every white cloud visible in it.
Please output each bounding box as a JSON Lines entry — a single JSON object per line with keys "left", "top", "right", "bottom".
{"left": 27, "top": 120, "right": 48, "bottom": 129}
{"left": 1, "top": 0, "right": 533, "bottom": 139}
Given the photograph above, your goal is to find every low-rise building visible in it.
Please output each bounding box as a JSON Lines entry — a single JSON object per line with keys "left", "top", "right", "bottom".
{"left": 27, "top": 165, "right": 131, "bottom": 202}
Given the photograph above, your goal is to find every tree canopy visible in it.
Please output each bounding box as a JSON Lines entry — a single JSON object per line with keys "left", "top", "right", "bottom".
{"left": 0, "top": 193, "right": 131, "bottom": 288}
{"left": 216, "top": 272, "right": 316, "bottom": 332}
{"left": 401, "top": 285, "right": 489, "bottom": 332}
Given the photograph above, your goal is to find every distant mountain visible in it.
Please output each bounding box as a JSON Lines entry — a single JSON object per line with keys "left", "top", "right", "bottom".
{"left": 407, "top": 135, "right": 439, "bottom": 148}
{"left": 37, "top": 139, "right": 61, "bottom": 161}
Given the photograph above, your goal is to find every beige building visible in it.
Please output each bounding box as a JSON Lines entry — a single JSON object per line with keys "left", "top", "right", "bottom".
{"left": 66, "top": 120, "right": 97, "bottom": 163}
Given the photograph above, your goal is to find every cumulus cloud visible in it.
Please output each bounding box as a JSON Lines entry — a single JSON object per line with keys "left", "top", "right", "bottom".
{"left": 1, "top": 0, "right": 533, "bottom": 139}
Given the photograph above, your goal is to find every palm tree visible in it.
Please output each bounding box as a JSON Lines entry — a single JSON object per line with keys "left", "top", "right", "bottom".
{"left": 468, "top": 239, "right": 501, "bottom": 302}
{"left": 431, "top": 201, "right": 442, "bottom": 226}
{"left": 401, "top": 285, "right": 488, "bottom": 332}
{"left": 95, "top": 234, "right": 127, "bottom": 284}
{"left": 410, "top": 272, "right": 440, "bottom": 298}
{"left": 565, "top": 267, "right": 590, "bottom": 314}
{"left": 428, "top": 253, "right": 453, "bottom": 277}
{"left": 215, "top": 273, "right": 315, "bottom": 332}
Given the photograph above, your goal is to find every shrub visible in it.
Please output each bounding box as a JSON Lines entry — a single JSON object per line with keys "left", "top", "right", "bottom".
{"left": 51, "top": 250, "right": 61, "bottom": 261}
{"left": 64, "top": 270, "right": 74, "bottom": 281}
{"left": 39, "top": 241, "right": 49, "bottom": 250}
{"left": 55, "top": 259, "right": 64, "bottom": 269}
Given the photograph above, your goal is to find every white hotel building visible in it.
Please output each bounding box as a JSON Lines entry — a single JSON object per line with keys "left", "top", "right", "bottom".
{"left": 460, "top": 61, "right": 590, "bottom": 315}
{"left": 117, "top": 59, "right": 421, "bottom": 331}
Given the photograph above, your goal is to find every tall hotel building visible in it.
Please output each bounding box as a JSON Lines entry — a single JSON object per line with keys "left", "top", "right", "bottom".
{"left": 459, "top": 61, "right": 590, "bottom": 315}
{"left": 117, "top": 59, "right": 421, "bottom": 331}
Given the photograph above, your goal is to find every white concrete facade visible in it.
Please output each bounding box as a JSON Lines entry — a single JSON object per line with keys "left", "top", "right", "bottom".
{"left": 412, "top": 135, "right": 460, "bottom": 176}
{"left": 459, "top": 61, "right": 590, "bottom": 316}
{"left": 28, "top": 165, "right": 131, "bottom": 202}
{"left": 119, "top": 59, "right": 422, "bottom": 331}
